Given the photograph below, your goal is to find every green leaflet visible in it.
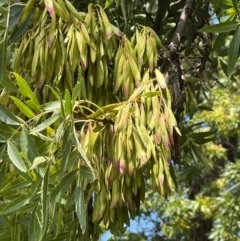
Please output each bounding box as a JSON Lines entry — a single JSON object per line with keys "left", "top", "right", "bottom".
{"left": 0, "top": 177, "right": 30, "bottom": 194}
{"left": 50, "top": 169, "right": 78, "bottom": 205}
{"left": 0, "top": 103, "right": 22, "bottom": 125}
{"left": 64, "top": 89, "right": 72, "bottom": 115}
{"left": 60, "top": 124, "right": 72, "bottom": 176}
{"left": 7, "top": 141, "right": 26, "bottom": 172}
{"left": 0, "top": 194, "right": 30, "bottom": 215}
{"left": 42, "top": 232, "right": 70, "bottom": 241}
{"left": 80, "top": 165, "right": 95, "bottom": 180}
{"left": 0, "top": 144, "right": 6, "bottom": 160}
{"left": 0, "top": 75, "right": 18, "bottom": 92}
{"left": 18, "top": 0, "right": 35, "bottom": 26}
{"left": 31, "top": 113, "right": 60, "bottom": 133}
{"left": 0, "top": 123, "right": 18, "bottom": 143}
{"left": 120, "top": 0, "right": 127, "bottom": 28}
{"left": 29, "top": 203, "right": 43, "bottom": 241}
{"left": 0, "top": 159, "right": 7, "bottom": 190}
{"left": 41, "top": 101, "right": 61, "bottom": 111}
{"left": 30, "top": 156, "right": 49, "bottom": 170}
{"left": 75, "top": 175, "right": 86, "bottom": 233}
{"left": 72, "top": 81, "right": 81, "bottom": 101}
{"left": 228, "top": 27, "right": 240, "bottom": 76}
{"left": 0, "top": 1, "right": 9, "bottom": 83}
{"left": 232, "top": 0, "right": 239, "bottom": 18}
{"left": 199, "top": 21, "right": 239, "bottom": 33}
{"left": 41, "top": 165, "right": 49, "bottom": 234}
{"left": 10, "top": 96, "right": 35, "bottom": 118}
{"left": 212, "top": 32, "right": 229, "bottom": 52}
{"left": 72, "top": 126, "right": 95, "bottom": 178}
{"left": 20, "top": 127, "right": 39, "bottom": 163}
{"left": 13, "top": 73, "right": 41, "bottom": 111}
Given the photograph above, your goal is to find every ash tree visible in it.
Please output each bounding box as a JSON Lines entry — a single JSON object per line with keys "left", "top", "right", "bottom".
{"left": 0, "top": 0, "right": 239, "bottom": 241}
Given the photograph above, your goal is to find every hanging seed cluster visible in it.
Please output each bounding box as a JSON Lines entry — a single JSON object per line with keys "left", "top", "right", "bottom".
{"left": 13, "top": 0, "right": 180, "bottom": 236}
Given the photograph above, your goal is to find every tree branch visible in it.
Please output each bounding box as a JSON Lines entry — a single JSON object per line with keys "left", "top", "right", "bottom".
{"left": 168, "top": 0, "right": 194, "bottom": 52}
{"left": 168, "top": 0, "right": 194, "bottom": 164}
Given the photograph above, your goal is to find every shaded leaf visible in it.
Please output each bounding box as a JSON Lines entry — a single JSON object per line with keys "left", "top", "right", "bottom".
{"left": 61, "top": 124, "right": 72, "bottom": 176}
{"left": 75, "top": 176, "right": 86, "bottom": 233}
{"left": 72, "top": 81, "right": 81, "bottom": 101}
{"left": 0, "top": 194, "right": 29, "bottom": 215}
{"left": 42, "top": 232, "right": 70, "bottom": 241}
{"left": 18, "top": 0, "right": 35, "bottom": 26}
{"left": 212, "top": 32, "right": 229, "bottom": 52}
{"left": 29, "top": 203, "right": 43, "bottom": 241}
{"left": 41, "top": 165, "right": 49, "bottom": 233}
{"left": 0, "top": 123, "right": 18, "bottom": 143}
{"left": 80, "top": 165, "right": 95, "bottom": 180}
{"left": 232, "top": 0, "right": 240, "bottom": 17}
{"left": 0, "top": 2, "right": 9, "bottom": 83}
{"left": 0, "top": 103, "right": 22, "bottom": 125}
{"left": 50, "top": 169, "right": 78, "bottom": 204}
{"left": 0, "top": 75, "right": 18, "bottom": 92}
{"left": 228, "top": 27, "right": 240, "bottom": 76}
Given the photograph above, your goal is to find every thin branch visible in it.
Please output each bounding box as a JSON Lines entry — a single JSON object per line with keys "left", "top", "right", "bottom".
{"left": 168, "top": 0, "right": 194, "bottom": 52}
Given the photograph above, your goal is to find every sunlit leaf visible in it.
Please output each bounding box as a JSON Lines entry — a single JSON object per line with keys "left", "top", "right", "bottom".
{"left": 10, "top": 96, "right": 35, "bottom": 118}
{"left": 31, "top": 114, "right": 60, "bottom": 133}
{"left": 41, "top": 101, "right": 61, "bottom": 111}
{"left": 20, "top": 127, "right": 39, "bottom": 163}
{"left": 7, "top": 141, "right": 26, "bottom": 172}
{"left": 13, "top": 73, "right": 40, "bottom": 111}
{"left": 30, "top": 156, "right": 49, "bottom": 170}
{"left": 198, "top": 21, "right": 239, "bottom": 33}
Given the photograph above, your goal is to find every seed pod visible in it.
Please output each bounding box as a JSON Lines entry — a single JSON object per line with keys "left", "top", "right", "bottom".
{"left": 155, "top": 68, "right": 166, "bottom": 88}
{"left": 128, "top": 54, "right": 141, "bottom": 87}
{"left": 100, "top": 7, "right": 112, "bottom": 39}
{"left": 110, "top": 178, "right": 121, "bottom": 208}
{"left": 65, "top": 0, "right": 85, "bottom": 21}
{"left": 96, "top": 57, "right": 104, "bottom": 88}
{"left": 136, "top": 32, "right": 146, "bottom": 67}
